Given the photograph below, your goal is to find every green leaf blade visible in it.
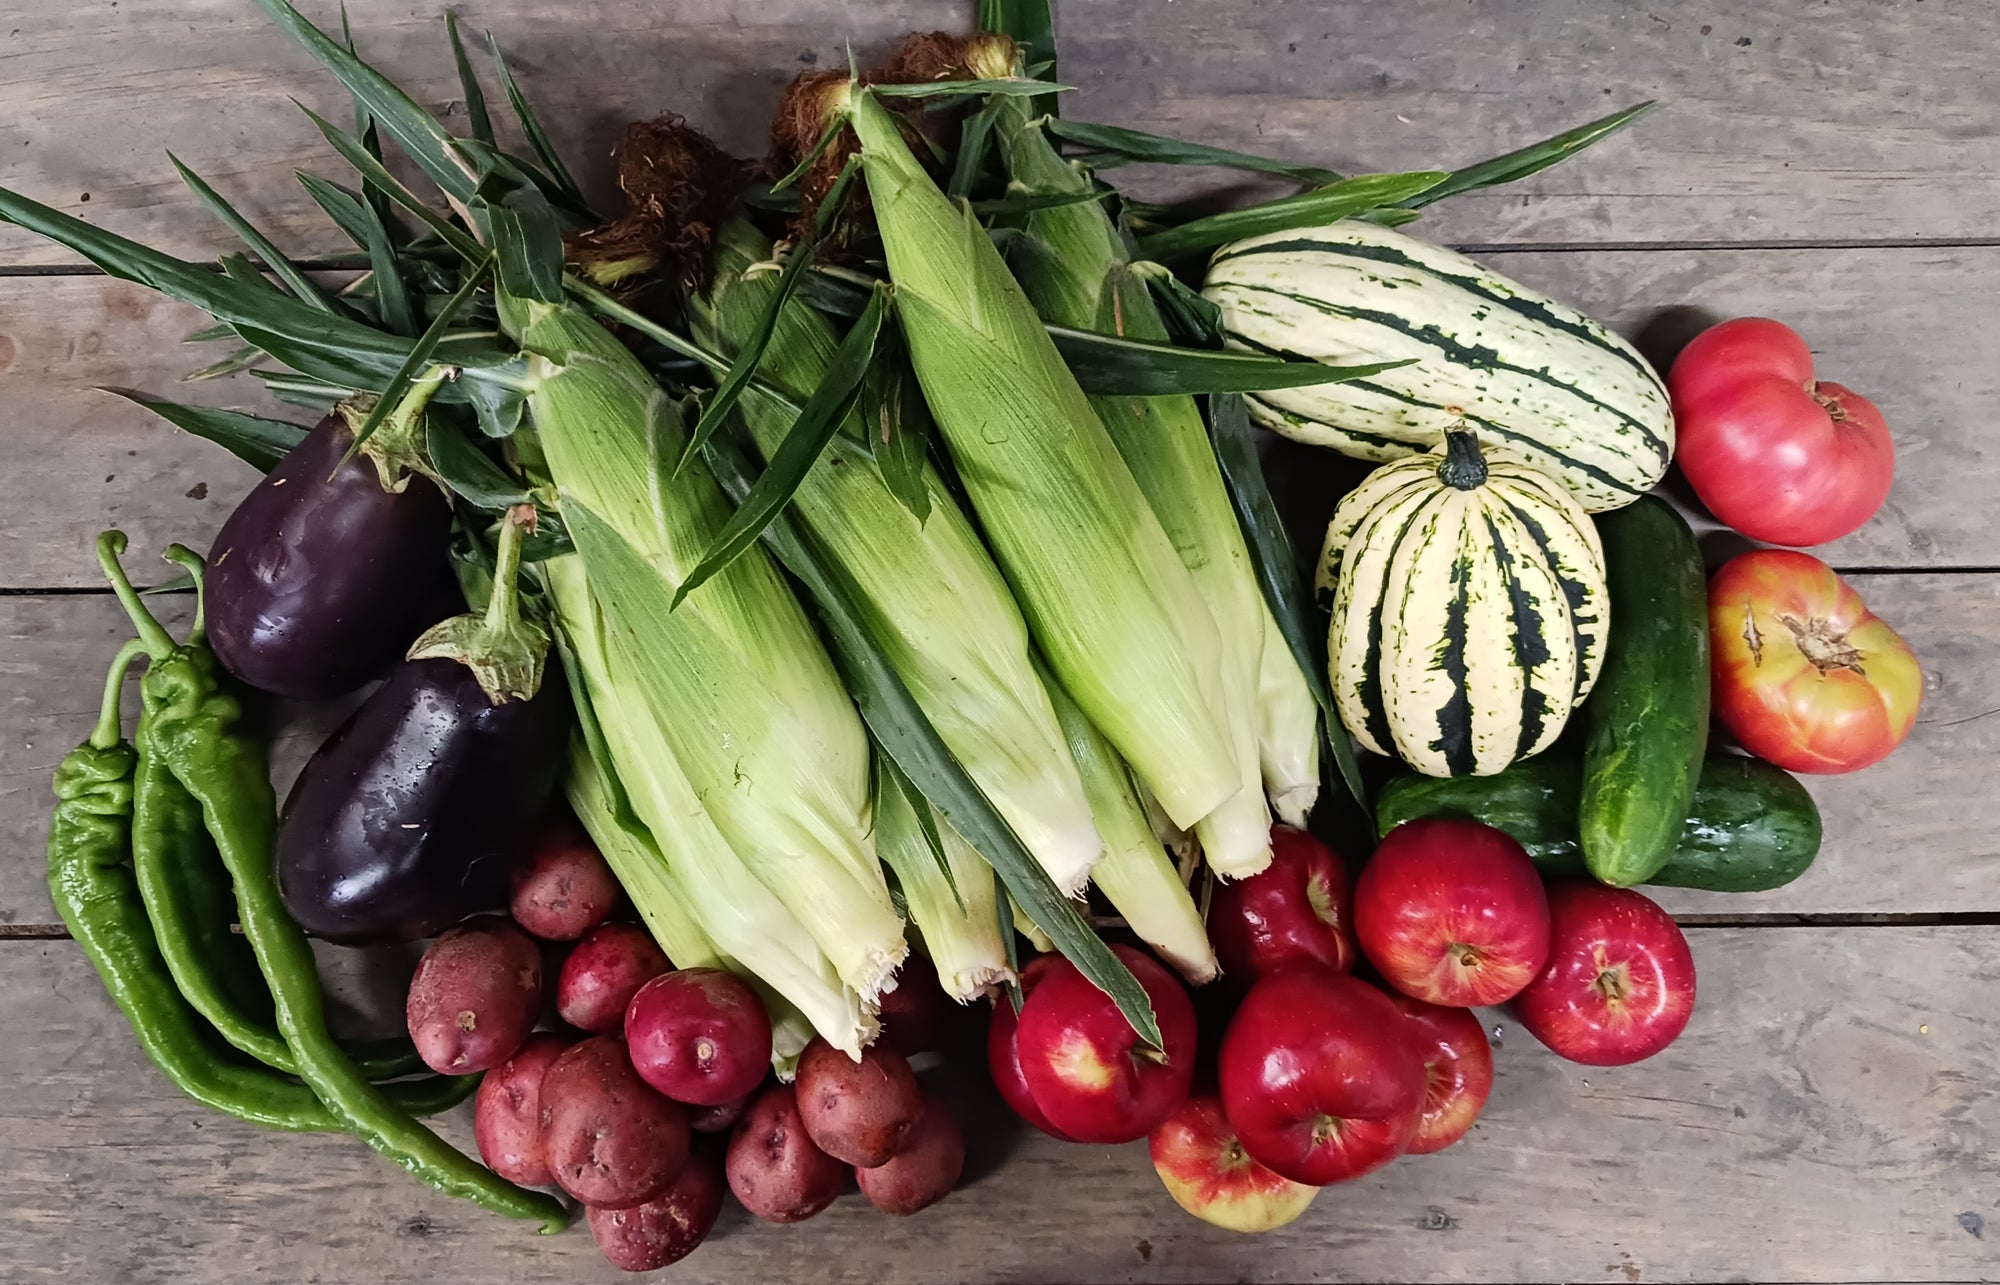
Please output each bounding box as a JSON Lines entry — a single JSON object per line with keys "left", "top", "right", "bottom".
{"left": 1404, "top": 101, "right": 1657, "bottom": 210}
{"left": 1206, "top": 393, "right": 1368, "bottom": 818}
{"left": 1047, "top": 119, "right": 1344, "bottom": 185}
{"left": 1136, "top": 171, "right": 1449, "bottom": 259}
{"left": 444, "top": 12, "right": 496, "bottom": 147}
{"left": 106, "top": 390, "right": 307, "bottom": 472}
{"left": 1049, "top": 326, "right": 1413, "bottom": 397}
{"left": 168, "top": 154, "right": 341, "bottom": 316}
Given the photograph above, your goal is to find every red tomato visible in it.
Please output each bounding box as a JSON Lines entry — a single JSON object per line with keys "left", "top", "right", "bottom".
{"left": 1708, "top": 550, "right": 1921, "bottom": 773}
{"left": 1668, "top": 317, "right": 1894, "bottom": 547}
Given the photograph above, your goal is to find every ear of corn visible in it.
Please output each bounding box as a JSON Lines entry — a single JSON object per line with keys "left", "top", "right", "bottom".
{"left": 515, "top": 297, "right": 905, "bottom": 1006}
{"left": 1255, "top": 599, "right": 1322, "bottom": 826}
{"left": 1039, "top": 660, "right": 1218, "bottom": 985}
{"left": 839, "top": 85, "right": 1243, "bottom": 837}
{"left": 872, "top": 769, "right": 1013, "bottom": 1003}
{"left": 545, "top": 551, "right": 871, "bottom": 1056}
{"left": 688, "top": 218, "right": 1104, "bottom": 896}
{"left": 982, "top": 71, "right": 1314, "bottom": 872}
{"left": 564, "top": 724, "right": 816, "bottom": 1068}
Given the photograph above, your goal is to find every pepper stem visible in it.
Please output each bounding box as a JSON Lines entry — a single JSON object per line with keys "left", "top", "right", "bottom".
{"left": 161, "top": 545, "right": 209, "bottom": 646}
{"left": 91, "top": 638, "right": 152, "bottom": 750}
{"left": 95, "top": 531, "right": 178, "bottom": 659}
{"left": 406, "top": 504, "right": 550, "bottom": 704}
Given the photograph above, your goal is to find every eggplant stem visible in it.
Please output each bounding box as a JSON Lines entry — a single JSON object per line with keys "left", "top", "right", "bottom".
{"left": 91, "top": 638, "right": 152, "bottom": 750}
{"left": 406, "top": 504, "right": 549, "bottom": 704}
{"left": 95, "top": 531, "right": 178, "bottom": 659}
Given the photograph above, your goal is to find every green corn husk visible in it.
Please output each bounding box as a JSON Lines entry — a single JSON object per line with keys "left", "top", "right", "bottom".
{"left": 873, "top": 772, "right": 1013, "bottom": 1002}
{"left": 564, "top": 726, "right": 816, "bottom": 1069}
{"left": 1041, "top": 662, "right": 1218, "bottom": 985}
{"left": 688, "top": 219, "right": 1104, "bottom": 896}
{"left": 514, "top": 297, "right": 905, "bottom": 1006}
{"left": 978, "top": 38, "right": 1317, "bottom": 862}
{"left": 545, "top": 552, "right": 874, "bottom": 1057}
{"left": 1255, "top": 599, "right": 1321, "bottom": 826}
{"left": 835, "top": 83, "right": 1244, "bottom": 837}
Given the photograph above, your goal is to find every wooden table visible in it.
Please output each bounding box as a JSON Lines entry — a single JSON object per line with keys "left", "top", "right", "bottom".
{"left": 3, "top": 2, "right": 1995, "bottom": 1280}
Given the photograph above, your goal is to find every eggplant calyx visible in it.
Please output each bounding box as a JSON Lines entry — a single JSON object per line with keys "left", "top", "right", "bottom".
{"left": 338, "top": 366, "right": 452, "bottom": 496}
{"left": 407, "top": 504, "right": 550, "bottom": 704}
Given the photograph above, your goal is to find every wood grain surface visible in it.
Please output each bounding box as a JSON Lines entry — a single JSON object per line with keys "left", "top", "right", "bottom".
{"left": 4, "top": 927, "right": 1995, "bottom": 1283}
{"left": 2, "top": 0, "right": 1995, "bottom": 269}
{"left": 2, "top": 1, "right": 1995, "bottom": 1282}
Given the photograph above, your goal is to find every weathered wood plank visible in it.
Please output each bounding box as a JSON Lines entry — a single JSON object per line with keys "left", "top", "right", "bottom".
{"left": 3, "top": 0, "right": 1995, "bottom": 268}
{"left": 2, "top": 926, "right": 1994, "bottom": 1283}
{"left": 1, "top": 573, "right": 1992, "bottom": 925}
{"left": 4, "top": 244, "right": 1994, "bottom": 589}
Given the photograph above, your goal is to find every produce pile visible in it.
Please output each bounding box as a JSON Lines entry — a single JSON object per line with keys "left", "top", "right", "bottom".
{"left": 19, "top": 0, "right": 1924, "bottom": 1266}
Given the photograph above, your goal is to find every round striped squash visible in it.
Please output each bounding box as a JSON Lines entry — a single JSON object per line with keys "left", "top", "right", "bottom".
{"left": 1314, "top": 431, "right": 1608, "bottom": 777}
{"left": 1202, "top": 219, "right": 1673, "bottom": 513}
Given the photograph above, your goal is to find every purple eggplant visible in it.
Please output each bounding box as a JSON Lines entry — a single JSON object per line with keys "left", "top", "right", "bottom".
{"left": 207, "top": 408, "right": 456, "bottom": 699}
{"left": 275, "top": 507, "right": 571, "bottom": 943}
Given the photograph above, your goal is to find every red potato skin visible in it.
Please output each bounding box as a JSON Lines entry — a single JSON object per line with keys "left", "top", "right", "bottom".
{"left": 1668, "top": 317, "right": 1895, "bottom": 548}
{"left": 538, "top": 1037, "right": 691, "bottom": 1209}
{"left": 855, "top": 1094, "right": 965, "bottom": 1216}
{"left": 474, "top": 1033, "right": 572, "bottom": 1185}
{"left": 727, "top": 1083, "right": 849, "bottom": 1224}
{"left": 510, "top": 817, "right": 621, "bottom": 942}
{"left": 876, "top": 951, "right": 954, "bottom": 1057}
{"left": 625, "top": 968, "right": 774, "bottom": 1107}
{"left": 984, "top": 956, "right": 1073, "bottom": 1140}
{"left": 556, "top": 923, "right": 672, "bottom": 1034}
{"left": 405, "top": 916, "right": 543, "bottom": 1075}
{"left": 688, "top": 1089, "right": 756, "bottom": 1134}
{"left": 794, "top": 1037, "right": 925, "bottom": 1168}
{"left": 587, "top": 1150, "right": 725, "bottom": 1272}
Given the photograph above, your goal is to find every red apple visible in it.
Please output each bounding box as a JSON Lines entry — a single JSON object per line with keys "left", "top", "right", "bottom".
{"left": 1513, "top": 881, "right": 1696, "bottom": 1066}
{"left": 985, "top": 955, "right": 1073, "bottom": 1140}
{"left": 1208, "top": 825, "right": 1357, "bottom": 983}
{"left": 1354, "top": 819, "right": 1550, "bottom": 1007}
{"left": 1219, "top": 966, "right": 1425, "bottom": 1186}
{"left": 1149, "top": 1095, "right": 1318, "bottom": 1232}
{"left": 1015, "top": 944, "right": 1198, "bottom": 1145}
{"left": 1384, "top": 991, "right": 1494, "bottom": 1155}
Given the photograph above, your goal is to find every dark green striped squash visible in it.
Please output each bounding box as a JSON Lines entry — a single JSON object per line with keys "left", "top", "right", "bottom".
{"left": 1201, "top": 220, "right": 1673, "bottom": 512}
{"left": 1315, "top": 431, "right": 1608, "bottom": 777}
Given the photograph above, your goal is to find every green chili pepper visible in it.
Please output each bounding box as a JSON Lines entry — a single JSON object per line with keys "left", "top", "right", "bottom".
{"left": 101, "top": 533, "right": 569, "bottom": 1233}
{"left": 49, "top": 639, "right": 342, "bottom": 1131}
{"left": 126, "top": 575, "right": 425, "bottom": 1083}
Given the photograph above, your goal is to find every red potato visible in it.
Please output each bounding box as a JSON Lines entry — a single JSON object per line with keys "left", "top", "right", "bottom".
{"left": 474, "top": 1033, "right": 572, "bottom": 1186}
{"left": 587, "top": 1150, "right": 725, "bottom": 1272}
{"left": 406, "top": 916, "right": 543, "bottom": 1075}
{"left": 626, "top": 969, "right": 773, "bottom": 1106}
{"left": 794, "top": 1037, "right": 925, "bottom": 1168}
{"left": 557, "top": 923, "right": 671, "bottom": 1034}
{"left": 727, "top": 1082, "right": 848, "bottom": 1223}
{"left": 511, "top": 816, "right": 621, "bottom": 941}
{"left": 855, "top": 1094, "right": 965, "bottom": 1216}
{"left": 688, "top": 1089, "right": 757, "bottom": 1134}
{"left": 876, "top": 951, "right": 954, "bottom": 1057}
{"left": 539, "top": 1036, "right": 691, "bottom": 1208}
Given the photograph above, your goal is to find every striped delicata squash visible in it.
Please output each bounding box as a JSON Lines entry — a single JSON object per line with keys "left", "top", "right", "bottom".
{"left": 1314, "top": 430, "right": 1608, "bottom": 777}
{"left": 1203, "top": 219, "right": 1673, "bottom": 512}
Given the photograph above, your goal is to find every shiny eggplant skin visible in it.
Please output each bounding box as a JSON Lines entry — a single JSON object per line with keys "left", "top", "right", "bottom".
{"left": 207, "top": 414, "right": 456, "bottom": 699}
{"left": 276, "top": 658, "right": 573, "bottom": 944}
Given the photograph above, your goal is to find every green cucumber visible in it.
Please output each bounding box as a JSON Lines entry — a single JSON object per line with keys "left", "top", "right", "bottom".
{"left": 1376, "top": 750, "right": 1821, "bottom": 893}
{"left": 1577, "top": 495, "right": 1711, "bottom": 886}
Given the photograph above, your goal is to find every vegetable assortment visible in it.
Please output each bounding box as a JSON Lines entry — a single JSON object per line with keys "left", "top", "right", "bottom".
{"left": 15, "top": 0, "right": 1926, "bottom": 1261}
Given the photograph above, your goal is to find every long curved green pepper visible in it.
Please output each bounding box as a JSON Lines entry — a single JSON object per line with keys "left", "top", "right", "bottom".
{"left": 49, "top": 639, "right": 342, "bottom": 1131}
{"left": 126, "top": 571, "right": 424, "bottom": 1082}
{"left": 100, "top": 533, "right": 570, "bottom": 1233}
